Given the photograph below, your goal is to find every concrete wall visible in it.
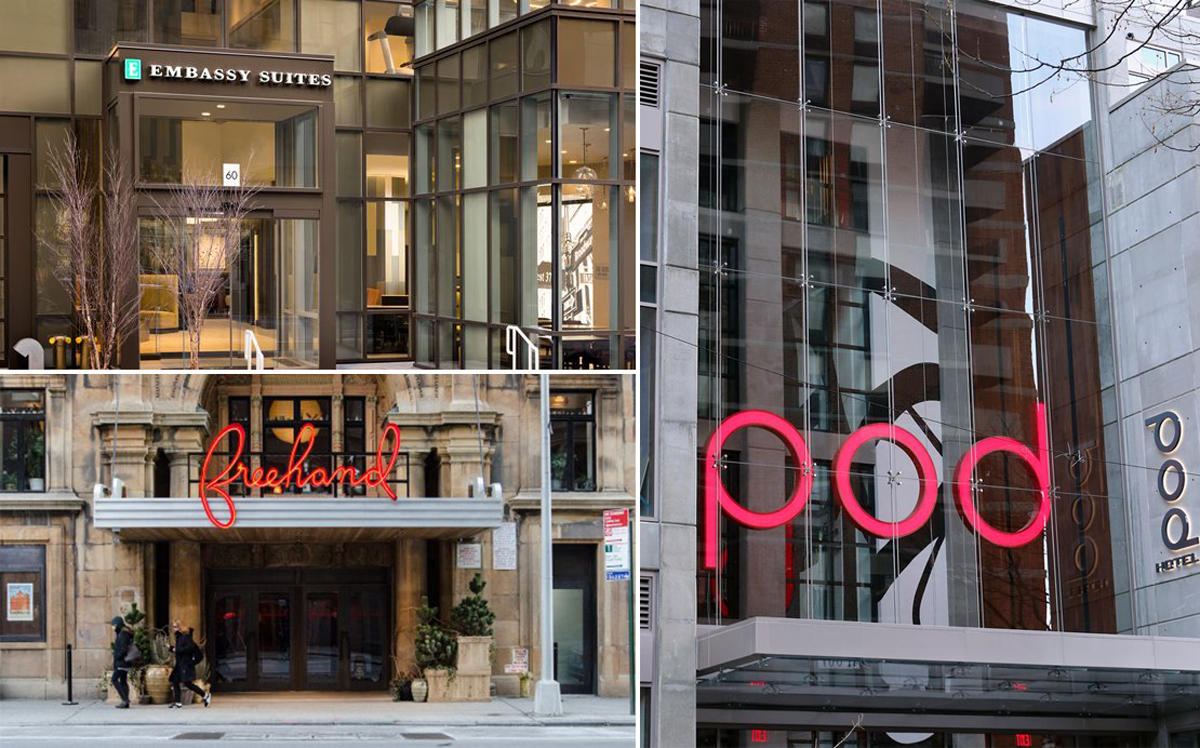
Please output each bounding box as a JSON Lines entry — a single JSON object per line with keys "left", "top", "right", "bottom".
{"left": 1101, "top": 69, "right": 1200, "bottom": 638}
{"left": 640, "top": 0, "right": 701, "bottom": 743}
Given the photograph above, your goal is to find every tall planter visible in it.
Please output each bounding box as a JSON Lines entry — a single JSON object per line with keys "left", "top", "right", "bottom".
{"left": 455, "top": 636, "right": 492, "bottom": 674}
{"left": 424, "top": 668, "right": 453, "bottom": 703}
{"left": 449, "top": 574, "right": 495, "bottom": 703}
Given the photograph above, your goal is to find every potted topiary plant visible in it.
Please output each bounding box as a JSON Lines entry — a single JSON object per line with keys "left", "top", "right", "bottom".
{"left": 450, "top": 573, "right": 495, "bottom": 702}
{"left": 414, "top": 597, "right": 456, "bottom": 703}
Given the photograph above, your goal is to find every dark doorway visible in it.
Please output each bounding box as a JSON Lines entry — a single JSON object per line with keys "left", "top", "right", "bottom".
{"left": 206, "top": 567, "right": 389, "bottom": 691}
{"left": 552, "top": 544, "right": 597, "bottom": 695}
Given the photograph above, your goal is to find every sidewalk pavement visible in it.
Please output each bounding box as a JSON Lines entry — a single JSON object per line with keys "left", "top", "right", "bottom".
{"left": 0, "top": 693, "right": 635, "bottom": 729}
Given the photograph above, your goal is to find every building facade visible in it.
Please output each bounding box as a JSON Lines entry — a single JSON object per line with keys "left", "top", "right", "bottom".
{"left": 0, "top": 0, "right": 634, "bottom": 369}
{"left": 639, "top": 0, "right": 1200, "bottom": 744}
{"left": 0, "top": 372, "right": 634, "bottom": 701}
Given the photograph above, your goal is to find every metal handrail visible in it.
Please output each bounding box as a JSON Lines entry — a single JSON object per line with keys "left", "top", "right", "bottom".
{"left": 505, "top": 325, "right": 540, "bottom": 370}
{"left": 244, "top": 329, "right": 265, "bottom": 370}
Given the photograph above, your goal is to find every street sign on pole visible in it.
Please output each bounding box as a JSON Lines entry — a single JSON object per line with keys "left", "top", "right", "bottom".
{"left": 604, "top": 509, "right": 630, "bottom": 581}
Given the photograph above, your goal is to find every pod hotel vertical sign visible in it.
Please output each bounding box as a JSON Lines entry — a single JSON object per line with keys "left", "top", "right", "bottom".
{"left": 1146, "top": 410, "right": 1200, "bottom": 573}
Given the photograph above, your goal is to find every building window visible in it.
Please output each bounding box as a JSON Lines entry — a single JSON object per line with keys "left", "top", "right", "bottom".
{"left": 550, "top": 392, "right": 596, "bottom": 491}
{"left": 1128, "top": 40, "right": 1183, "bottom": 85}
{"left": 0, "top": 391, "right": 46, "bottom": 493}
{"left": 137, "top": 99, "right": 318, "bottom": 187}
{"left": 365, "top": 1, "right": 415, "bottom": 75}
{"left": 227, "top": 0, "right": 296, "bottom": 52}
{"left": 154, "top": 0, "right": 224, "bottom": 47}
{"left": 0, "top": 545, "right": 46, "bottom": 642}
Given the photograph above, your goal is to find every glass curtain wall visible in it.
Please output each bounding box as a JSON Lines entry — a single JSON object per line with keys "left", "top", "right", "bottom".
{"left": 333, "top": 1, "right": 416, "bottom": 362}
{"left": 696, "top": 0, "right": 1127, "bottom": 635}
{"left": 412, "top": 10, "right": 636, "bottom": 368}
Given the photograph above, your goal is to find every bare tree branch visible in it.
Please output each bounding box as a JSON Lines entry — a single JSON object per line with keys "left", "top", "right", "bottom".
{"left": 44, "top": 133, "right": 140, "bottom": 369}
{"left": 146, "top": 169, "right": 260, "bottom": 369}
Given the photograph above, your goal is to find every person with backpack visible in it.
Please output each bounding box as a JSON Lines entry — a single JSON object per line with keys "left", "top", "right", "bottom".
{"left": 110, "top": 616, "right": 136, "bottom": 708}
{"left": 168, "top": 620, "right": 210, "bottom": 708}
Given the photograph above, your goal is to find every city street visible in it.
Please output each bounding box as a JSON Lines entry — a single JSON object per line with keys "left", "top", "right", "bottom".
{"left": 0, "top": 694, "right": 636, "bottom": 747}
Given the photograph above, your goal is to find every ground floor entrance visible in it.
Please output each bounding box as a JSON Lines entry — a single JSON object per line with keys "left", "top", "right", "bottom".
{"left": 206, "top": 567, "right": 389, "bottom": 692}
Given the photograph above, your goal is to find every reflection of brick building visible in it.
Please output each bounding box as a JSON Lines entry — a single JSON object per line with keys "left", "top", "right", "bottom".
{"left": 0, "top": 374, "right": 633, "bottom": 700}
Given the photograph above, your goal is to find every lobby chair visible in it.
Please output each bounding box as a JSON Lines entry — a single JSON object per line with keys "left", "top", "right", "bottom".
{"left": 140, "top": 274, "right": 181, "bottom": 332}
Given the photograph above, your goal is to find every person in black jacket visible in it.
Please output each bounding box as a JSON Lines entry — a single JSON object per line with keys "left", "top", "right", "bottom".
{"left": 168, "top": 620, "right": 210, "bottom": 708}
{"left": 110, "top": 616, "right": 132, "bottom": 708}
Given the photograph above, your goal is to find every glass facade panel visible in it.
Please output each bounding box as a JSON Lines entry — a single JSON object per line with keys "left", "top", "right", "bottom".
{"left": 560, "top": 92, "right": 617, "bottom": 180}
{"left": 75, "top": 0, "right": 147, "bottom": 54}
{"left": 462, "top": 109, "right": 487, "bottom": 189}
{"left": 138, "top": 100, "right": 318, "bottom": 187}
{"left": 490, "top": 187, "right": 520, "bottom": 324}
{"left": 300, "top": 0, "right": 360, "bottom": 71}
{"left": 366, "top": 78, "right": 411, "bottom": 128}
{"left": 365, "top": 1, "right": 414, "bottom": 75}
{"left": 154, "top": 0, "right": 224, "bottom": 47}
{"left": 490, "top": 101, "right": 518, "bottom": 184}
{"left": 335, "top": 75, "right": 363, "bottom": 126}
{"left": 437, "top": 55, "right": 460, "bottom": 115}
{"left": 490, "top": 32, "right": 519, "bottom": 100}
{"left": 521, "top": 93, "right": 551, "bottom": 181}
{"left": 365, "top": 132, "right": 411, "bottom": 197}
{"left": 365, "top": 200, "right": 408, "bottom": 307}
{"left": 437, "top": 117, "right": 461, "bottom": 191}
{"left": 462, "top": 0, "right": 487, "bottom": 37}
{"left": 558, "top": 19, "right": 615, "bottom": 89}
{"left": 561, "top": 185, "right": 616, "bottom": 330}
{"left": 227, "top": 0, "right": 296, "bottom": 51}
{"left": 522, "top": 19, "right": 551, "bottom": 91}
{"left": 337, "top": 202, "right": 363, "bottom": 312}
{"left": 696, "top": 0, "right": 1124, "bottom": 634}
{"left": 436, "top": 0, "right": 459, "bottom": 49}
{"left": 462, "top": 45, "right": 488, "bottom": 108}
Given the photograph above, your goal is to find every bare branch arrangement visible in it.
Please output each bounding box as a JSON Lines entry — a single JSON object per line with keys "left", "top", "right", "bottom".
{"left": 45, "top": 132, "right": 141, "bottom": 369}
{"left": 146, "top": 172, "right": 260, "bottom": 369}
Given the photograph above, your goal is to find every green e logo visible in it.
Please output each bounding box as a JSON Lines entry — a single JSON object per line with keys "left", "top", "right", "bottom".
{"left": 124, "top": 58, "right": 142, "bottom": 81}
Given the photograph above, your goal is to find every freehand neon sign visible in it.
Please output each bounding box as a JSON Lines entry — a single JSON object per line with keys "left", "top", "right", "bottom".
{"left": 703, "top": 403, "right": 1051, "bottom": 569}
{"left": 198, "top": 422, "right": 403, "bottom": 529}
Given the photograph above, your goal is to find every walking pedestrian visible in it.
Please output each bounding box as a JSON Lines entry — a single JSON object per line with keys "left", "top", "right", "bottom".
{"left": 168, "top": 620, "right": 210, "bottom": 708}
{"left": 110, "top": 616, "right": 133, "bottom": 708}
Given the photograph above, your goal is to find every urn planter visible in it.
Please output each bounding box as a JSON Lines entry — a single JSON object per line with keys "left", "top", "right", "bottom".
{"left": 143, "top": 665, "right": 172, "bottom": 704}
{"left": 411, "top": 678, "right": 428, "bottom": 703}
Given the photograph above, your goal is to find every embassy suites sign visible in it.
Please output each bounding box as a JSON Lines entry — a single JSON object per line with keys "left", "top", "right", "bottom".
{"left": 123, "top": 57, "right": 332, "bottom": 88}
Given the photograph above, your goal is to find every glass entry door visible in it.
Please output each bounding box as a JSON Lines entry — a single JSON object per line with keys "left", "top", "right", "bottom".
{"left": 139, "top": 215, "right": 319, "bottom": 368}
{"left": 207, "top": 568, "right": 388, "bottom": 691}
{"left": 552, "top": 545, "right": 598, "bottom": 694}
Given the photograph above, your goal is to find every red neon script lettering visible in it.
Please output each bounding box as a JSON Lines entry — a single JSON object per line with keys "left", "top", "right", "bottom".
{"left": 199, "top": 422, "right": 404, "bottom": 529}
{"left": 704, "top": 404, "right": 1051, "bottom": 569}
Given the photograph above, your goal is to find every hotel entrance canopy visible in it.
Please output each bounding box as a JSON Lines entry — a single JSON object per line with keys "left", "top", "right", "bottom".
{"left": 696, "top": 618, "right": 1200, "bottom": 735}
{"left": 92, "top": 494, "right": 504, "bottom": 541}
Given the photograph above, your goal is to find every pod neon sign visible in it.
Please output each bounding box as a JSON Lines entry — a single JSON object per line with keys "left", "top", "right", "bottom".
{"left": 198, "top": 422, "right": 404, "bottom": 529}
{"left": 703, "top": 403, "right": 1051, "bottom": 569}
